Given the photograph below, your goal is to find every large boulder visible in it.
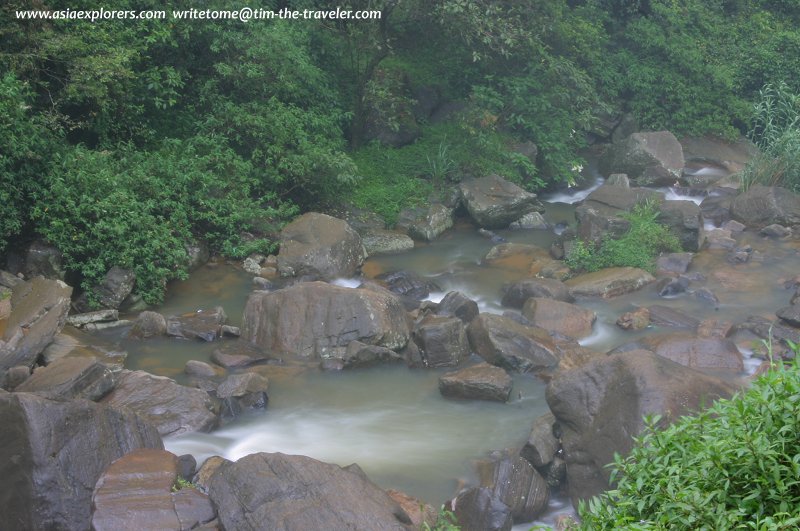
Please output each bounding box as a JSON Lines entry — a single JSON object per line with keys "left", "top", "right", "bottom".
{"left": 208, "top": 452, "right": 413, "bottom": 531}
{"left": 521, "top": 298, "right": 596, "bottom": 340}
{"left": 91, "top": 448, "right": 216, "bottom": 531}
{"left": 413, "top": 315, "right": 469, "bottom": 368}
{"left": 102, "top": 370, "right": 219, "bottom": 437}
{"left": 565, "top": 267, "right": 655, "bottom": 298}
{"left": 574, "top": 185, "right": 663, "bottom": 245}
{"left": 601, "top": 131, "right": 685, "bottom": 186}
{"left": 361, "top": 229, "right": 415, "bottom": 255}
{"left": 459, "top": 175, "right": 542, "bottom": 229}
{"left": 0, "top": 392, "right": 162, "bottom": 531}
{"left": 546, "top": 350, "right": 736, "bottom": 505}
{"left": 467, "top": 313, "right": 559, "bottom": 373}
{"left": 397, "top": 203, "right": 454, "bottom": 242}
{"left": 478, "top": 454, "right": 550, "bottom": 522}
{"left": 452, "top": 487, "right": 513, "bottom": 531}
{"left": 679, "top": 135, "right": 757, "bottom": 176}
{"left": 0, "top": 277, "right": 72, "bottom": 374}
{"left": 242, "top": 282, "right": 410, "bottom": 359}
{"left": 277, "top": 213, "right": 366, "bottom": 279}
{"left": 73, "top": 266, "right": 135, "bottom": 313}
{"left": 501, "top": 278, "right": 573, "bottom": 308}
{"left": 730, "top": 185, "right": 800, "bottom": 229}
{"left": 166, "top": 306, "right": 227, "bottom": 342}
{"left": 635, "top": 333, "right": 744, "bottom": 371}
{"left": 438, "top": 363, "right": 512, "bottom": 402}
{"left": 658, "top": 200, "right": 702, "bottom": 251}
{"left": 23, "top": 240, "right": 65, "bottom": 280}
{"left": 15, "top": 356, "right": 115, "bottom": 401}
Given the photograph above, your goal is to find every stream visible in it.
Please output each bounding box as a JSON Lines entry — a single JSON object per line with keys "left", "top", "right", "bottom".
{"left": 98, "top": 164, "right": 800, "bottom": 528}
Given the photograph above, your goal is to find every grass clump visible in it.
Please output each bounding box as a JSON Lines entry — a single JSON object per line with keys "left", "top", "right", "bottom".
{"left": 565, "top": 201, "right": 681, "bottom": 274}
{"left": 422, "top": 507, "right": 460, "bottom": 531}
{"left": 578, "top": 342, "right": 800, "bottom": 530}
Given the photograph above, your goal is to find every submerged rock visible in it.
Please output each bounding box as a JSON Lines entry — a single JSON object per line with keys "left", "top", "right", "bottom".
{"left": 438, "top": 363, "right": 512, "bottom": 402}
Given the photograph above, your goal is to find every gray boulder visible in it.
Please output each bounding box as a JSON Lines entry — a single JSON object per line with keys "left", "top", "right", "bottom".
{"left": 460, "top": 175, "right": 542, "bottom": 229}
{"left": 478, "top": 454, "right": 549, "bottom": 522}
{"left": 217, "top": 373, "right": 269, "bottom": 420}
{"left": 242, "top": 282, "right": 410, "bottom": 359}
{"left": 166, "top": 306, "right": 227, "bottom": 342}
{"left": 23, "top": 240, "right": 65, "bottom": 280}
{"left": 277, "top": 213, "right": 366, "bottom": 279}
{"left": 438, "top": 363, "right": 512, "bottom": 402}
{"left": 413, "top": 315, "right": 469, "bottom": 368}
{"left": 452, "top": 487, "right": 512, "bottom": 531}
{"left": 129, "top": 311, "right": 167, "bottom": 339}
{"left": 658, "top": 200, "right": 702, "bottom": 251}
{"left": 467, "top": 313, "right": 559, "bottom": 373}
{"left": 211, "top": 341, "right": 271, "bottom": 369}
{"left": 0, "top": 392, "right": 162, "bottom": 531}
{"left": 546, "top": 350, "right": 735, "bottom": 506}
{"left": 601, "top": 131, "right": 685, "bottom": 186}
{"left": 73, "top": 266, "right": 135, "bottom": 313}
{"left": 436, "top": 291, "right": 480, "bottom": 323}
{"left": 208, "top": 452, "right": 413, "bottom": 531}
{"left": 15, "top": 356, "right": 115, "bottom": 401}
{"left": 501, "top": 278, "right": 573, "bottom": 308}
{"left": 521, "top": 413, "right": 559, "bottom": 469}
{"left": 730, "top": 185, "right": 800, "bottom": 229}
{"left": 521, "top": 298, "right": 596, "bottom": 340}
{"left": 397, "top": 203, "right": 454, "bottom": 242}
{"left": 565, "top": 267, "right": 655, "bottom": 298}
{"left": 102, "top": 370, "right": 219, "bottom": 437}
{"left": 361, "top": 229, "right": 415, "bottom": 255}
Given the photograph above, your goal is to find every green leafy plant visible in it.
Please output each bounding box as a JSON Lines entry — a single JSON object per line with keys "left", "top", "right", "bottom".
{"left": 566, "top": 200, "right": 682, "bottom": 274}
{"left": 426, "top": 140, "right": 457, "bottom": 188}
{"left": 171, "top": 477, "right": 197, "bottom": 493}
{"left": 578, "top": 341, "right": 800, "bottom": 530}
{"left": 422, "top": 507, "right": 460, "bottom": 531}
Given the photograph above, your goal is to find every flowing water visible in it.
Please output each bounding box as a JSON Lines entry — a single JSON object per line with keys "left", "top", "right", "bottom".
{"left": 102, "top": 166, "right": 800, "bottom": 527}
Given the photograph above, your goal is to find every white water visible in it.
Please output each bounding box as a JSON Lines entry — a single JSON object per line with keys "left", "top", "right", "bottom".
{"left": 543, "top": 175, "right": 604, "bottom": 204}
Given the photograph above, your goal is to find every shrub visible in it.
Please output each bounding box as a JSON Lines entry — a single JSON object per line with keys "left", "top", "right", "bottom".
{"left": 579, "top": 343, "right": 800, "bottom": 530}
{"left": 565, "top": 201, "right": 681, "bottom": 273}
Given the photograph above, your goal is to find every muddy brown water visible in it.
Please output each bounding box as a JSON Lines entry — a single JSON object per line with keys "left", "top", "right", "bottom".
{"left": 100, "top": 178, "right": 800, "bottom": 527}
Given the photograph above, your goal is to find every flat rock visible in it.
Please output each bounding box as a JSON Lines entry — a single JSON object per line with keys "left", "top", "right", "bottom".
{"left": 438, "top": 363, "right": 512, "bottom": 402}
{"left": 467, "top": 313, "right": 559, "bottom": 373}
{"left": 15, "top": 356, "right": 115, "bottom": 401}
{"left": 565, "top": 267, "right": 655, "bottom": 298}
{"left": 166, "top": 306, "right": 227, "bottom": 342}
{"left": 211, "top": 341, "right": 271, "bottom": 368}
{"left": 522, "top": 298, "right": 596, "bottom": 339}
{"left": 501, "top": 278, "right": 573, "bottom": 308}
{"left": 647, "top": 305, "right": 700, "bottom": 329}
{"left": 361, "top": 229, "right": 415, "bottom": 255}
{"left": 601, "top": 131, "right": 684, "bottom": 186}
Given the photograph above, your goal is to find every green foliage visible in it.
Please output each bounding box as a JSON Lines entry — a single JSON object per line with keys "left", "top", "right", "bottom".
{"left": 32, "top": 139, "right": 293, "bottom": 304}
{"left": 579, "top": 343, "right": 800, "bottom": 530}
{"left": 741, "top": 82, "right": 800, "bottom": 191}
{"left": 171, "top": 477, "right": 197, "bottom": 493}
{"left": 566, "top": 201, "right": 682, "bottom": 273}
{"left": 422, "top": 507, "right": 460, "bottom": 531}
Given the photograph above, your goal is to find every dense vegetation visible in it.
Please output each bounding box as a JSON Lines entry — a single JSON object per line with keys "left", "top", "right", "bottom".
{"left": 2, "top": 0, "right": 800, "bottom": 302}
{"left": 578, "top": 344, "right": 800, "bottom": 530}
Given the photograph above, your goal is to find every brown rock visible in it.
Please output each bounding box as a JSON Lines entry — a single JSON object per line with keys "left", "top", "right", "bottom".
{"left": 467, "top": 313, "right": 559, "bottom": 373}
{"left": 565, "top": 267, "right": 655, "bottom": 299}
{"left": 522, "top": 298, "right": 596, "bottom": 339}
{"left": 15, "top": 356, "right": 115, "bottom": 401}
{"left": 438, "top": 363, "right": 512, "bottom": 402}
{"left": 616, "top": 307, "right": 650, "bottom": 330}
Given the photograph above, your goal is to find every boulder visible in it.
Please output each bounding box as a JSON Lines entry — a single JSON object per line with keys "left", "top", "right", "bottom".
{"left": 730, "top": 185, "right": 800, "bottom": 229}
{"left": 656, "top": 276, "right": 690, "bottom": 297}
{"left": 402, "top": 203, "right": 454, "bottom": 242}
{"left": 413, "top": 315, "right": 469, "bottom": 368}
{"left": 91, "top": 448, "right": 216, "bottom": 531}
{"left": 361, "top": 229, "right": 415, "bottom": 255}
{"left": 452, "top": 487, "right": 513, "bottom": 531}
{"left": 438, "top": 363, "right": 512, "bottom": 402}
{"left": 565, "top": 267, "right": 655, "bottom": 298}
{"left": 501, "top": 278, "right": 573, "bottom": 308}
{"left": 679, "top": 135, "right": 756, "bottom": 175}
{"left": 211, "top": 341, "right": 271, "bottom": 368}
{"left": 23, "top": 240, "right": 65, "bottom": 280}
{"left": 102, "top": 370, "right": 219, "bottom": 437}
{"left": 73, "top": 266, "right": 135, "bottom": 313}
{"left": 185, "top": 239, "right": 210, "bottom": 271}
{"left": 39, "top": 325, "right": 127, "bottom": 369}
{"left": 166, "top": 306, "right": 227, "bottom": 342}
{"left": 655, "top": 252, "right": 694, "bottom": 276}
{"left": 601, "top": 131, "right": 685, "bottom": 186}
{"left": 436, "top": 291, "right": 480, "bottom": 323}
{"left": 243, "top": 282, "right": 410, "bottom": 359}
{"left": 277, "top": 213, "right": 366, "bottom": 279}
{"left": 616, "top": 307, "right": 650, "bottom": 330}
{"left": 702, "top": 228, "right": 737, "bottom": 250}
{"left": 700, "top": 189, "right": 737, "bottom": 226}
{"left": 67, "top": 309, "right": 119, "bottom": 328}
{"left": 15, "top": 356, "right": 115, "bottom": 401}
{"left": 509, "top": 212, "right": 549, "bottom": 230}
{"left": 376, "top": 270, "right": 440, "bottom": 300}
{"left": 333, "top": 340, "right": 404, "bottom": 369}
{"left": 0, "top": 393, "right": 162, "bottom": 531}
{"left": 130, "top": 311, "right": 168, "bottom": 339}
{"left": 521, "top": 298, "right": 596, "bottom": 339}
{"left": 546, "top": 350, "right": 735, "bottom": 505}
{"left": 184, "top": 360, "right": 220, "bottom": 379}
{"left": 467, "top": 313, "right": 559, "bottom": 373}
{"left": 386, "top": 490, "right": 437, "bottom": 530}
{"left": 216, "top": 373, "right": 269, "bottom": 419}
{"left": 0, "top": 277, "right": 72, "bottom": 374}
{"left": 606, "top": 173, "right": 630, "bottom": 187}
{"left": 761, "top": 223, "right": 792, "bottom": 238}
{"left": 459, "top": 175, "right": 542, "bottom": 229}
{"left": 776, "top": 306, "right": 800, "bottom": 328}
{"left": 575, "top": 185, "right": 664, "bottom": 245}
{"left": 647, "top": 304, "right": 700, "bottom": 329}
{"left": 643, "top": 334, "right": 744, "bottom": 371}
{"left": 521, "top": 413, "right": 559, "bottom": 469}
{"left": 478, "top": 454, "right": 549, "bottom": 522}
{"left": 484, "top": 243, "right": 565, "bottom": 278}
{"left": 208, "top": 452, "right": 413, "bottom": 531}
{"left": 658, "top": 200, "right": 702, "bottom": 251}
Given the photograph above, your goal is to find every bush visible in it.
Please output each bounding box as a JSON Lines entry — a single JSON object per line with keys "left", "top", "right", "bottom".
{"left": 579, "top": 343, "right": 800, "bottom": 530}
{"left": 565, "top": 201, "right": 681, "bottom": 273}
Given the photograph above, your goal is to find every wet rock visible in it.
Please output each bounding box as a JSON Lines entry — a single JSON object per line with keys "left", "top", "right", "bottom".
{"left": 39, "top": 326, "right": 127, "bottom": 369}
{"left": 616, "top": 307, "right": 650, "bottom": 330}
{"left": 546, "top": 350, "right": 735, "bottom": 505}
{"left": 722, "top": 219, "right": 746, "bottom": 233}
{"left": 221, "top": 325, "right": 240, "bottom": 337}
{"left": 243, "top": 254, "right": 265, "bottom": 275}
{"left": 459, "top": 175, "right": 542, "bottom": 229}
{"left": 703, "top": 228, "right": 737, "bottom": 249}
{"left": 731, "top": 185, "right": 800, "bottom": 229}
{"left": 211, "top": 341, "right": 271, "bottom": 368}
{"left": 2, "top": 365, "right": 30, "bottom": 390}
{"left": 479, "top": 454, "right": 549, "bottom": 522}
{"left": 776, "top": 306, "right": 800, "bottom": 328}
{"left": 174, "top": 487, "right": 217, "bottom": 530}
{"left": 242, "top": 282, "right": 410, "bottom": 359}
{"left": 436, "top": 291, "right": 479, "bottom": 323}
{"left": 521, "top": 413, "right": 559, "bottom": 469}
{"left": 193, "top": 456, "right": 228, "bottom": 492}
{"left": 509, "top": 212, "right": 549, "bottom": 230}
{"left": 413, "top": 315, "right": 469, "bottom": 368}
{"left": 184, "top": 360, "right": 220, "bottom": 379}
{"left": 130, "top": 311, "right": 168, "bottom": 339}
{"left": 376, "top": 270, "right": 440, "bottom": 300}
{"left": 277, "top": 212, "right": 366, "bottom": 279}
{"left": 727, "top": 245, "right": 753, "bottom": 263}
{"left": 655, "top": 252, "right": 694, "bottom": 276}
{"left": 647, "top": 305, "right": 700, "bottom": 329}
{"left": 761, "top": 223, "right": 792, "bottom": 238}
{"left": 438, "top": 363, "right": 512, "bottom": 402}
{"left": 0, "top": 277, "right": 72, "bottom": 373}
{"left": 640, "top": 333, "right": 744, "bottom": 371}
{"left": 452, "top": 487, "right": 513, "bottom": 531}
{"left": 102, "top": 370, "right": 219, "bottom": 437}
{"left": 565, "top": 267, "right": 655, "bottom": 299}
{"left": 700, "top": 191, "right": 736, "bottom": 227}
{"left": 166, "top": 306, "right": 227, "bottom": 342}
{"left": 23, "top": 240, "right": 65, "bottom": 280}
{"left": 361, "top": 229, "right": 415, "bottom": 255}
{"left": 0, "top": 392, "right": 162, "bottom": 531}
{"left": 216, "top": 373, "right": 269, "bottom": 419}
{"left": 467, "top": 313, "right": 559, "bottom": 373}
{"left": 501, "top": 278, "right": 573, "bottom": 308}
{"left": 252, "top": 277, "right": 273, "bottom": 290}
{"left": 601, "top": 131, "right": 685, "bottom": 186}
{"left": 606, "top": 173, "right": 630, "bottom": 187}
{"left": 387, "top": 490, "right": 437, "bottom": 530}
{"left": 73, "top": 266, "right": 136, "bottom": 313}
{"left": 679, "top": 135, "right": 756, "bottom": 175}
{"left": 659, "top": 200, "right": 702, "bottom": 251}
{"left": 0, "top": 270, "right": 24, "bottom": 289}
{"left": 697, "top": 319, "right": 734, "bottom": 339}
{"left": 656, "top": 276, "right": 690, "bottom": 297}
{"left": 521, "top": 298, "right": 596, "bottom": 339}
{"left": 15, "top": 356, "right": 115, "bottom": 401}
{"left": 336, "top": 340, "right": 404, "bottom": 369}
{"left": 693, "top": 287, "right": 720, "bottom": 306}
{"left": 208, "top": 452, "right": 413, "bottom": 531}
{"left": 402, "top": 203, "right": 454, "bottom": 242}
